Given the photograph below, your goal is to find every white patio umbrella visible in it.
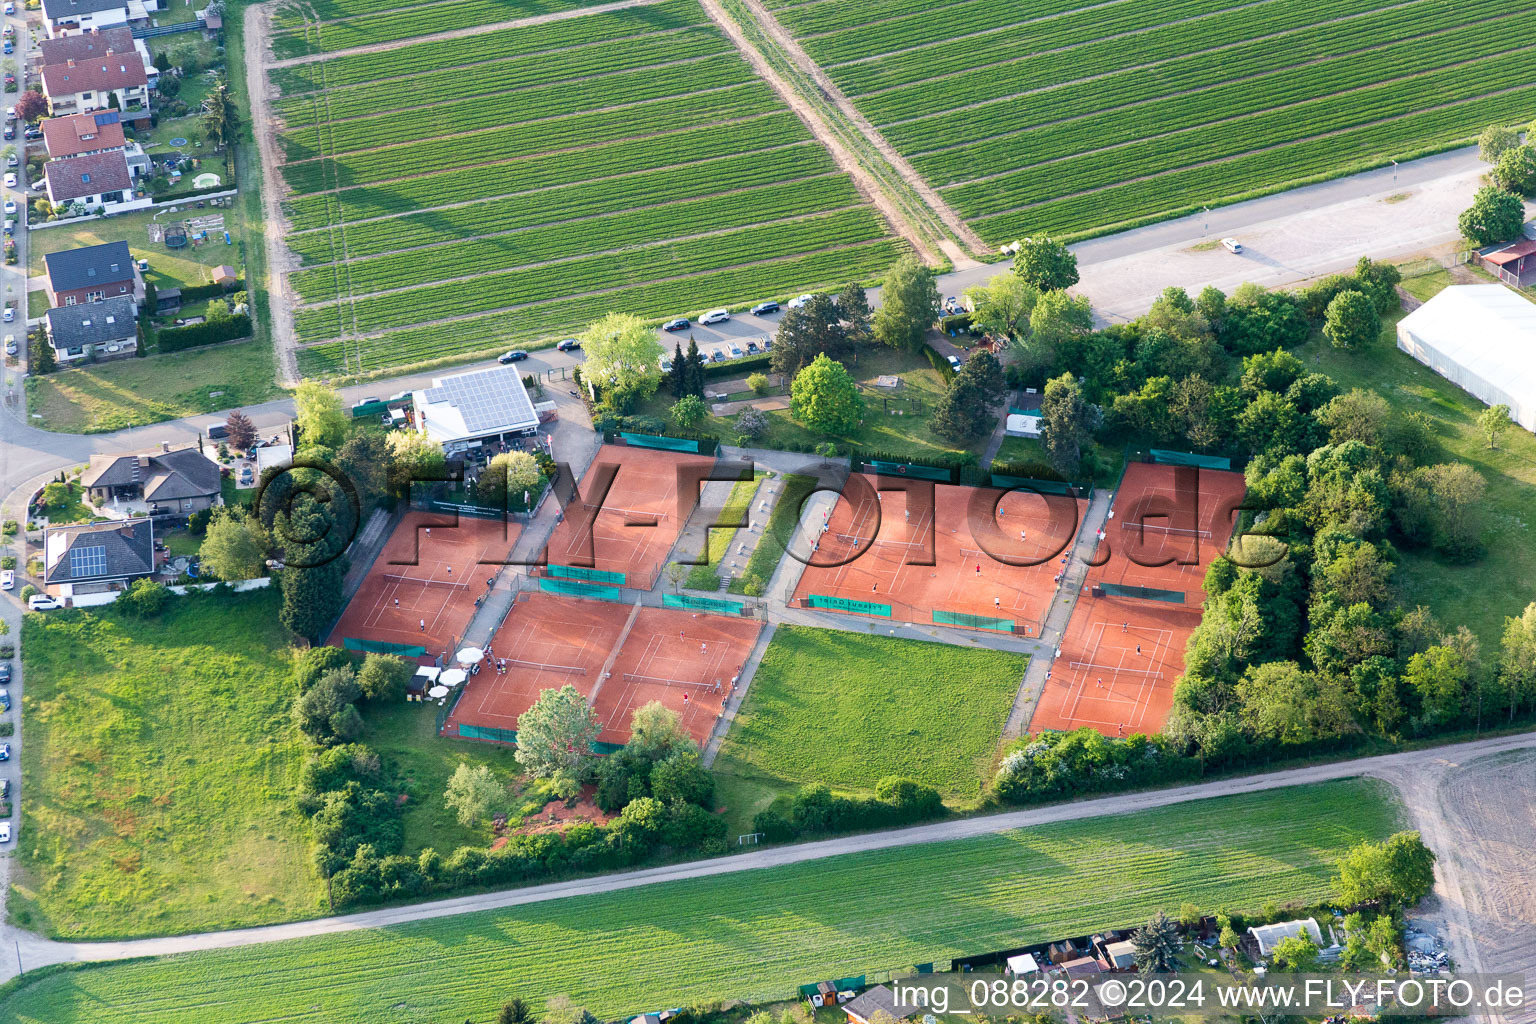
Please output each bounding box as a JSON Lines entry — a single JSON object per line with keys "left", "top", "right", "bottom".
{"left": 439, "top": 668, "right": 467, "bottom": 686}
{"left": 427, "top": 685, "right": 449, "bottom": 699}
{"left": 455, "top": 646, "right": 485, "bottom": 665}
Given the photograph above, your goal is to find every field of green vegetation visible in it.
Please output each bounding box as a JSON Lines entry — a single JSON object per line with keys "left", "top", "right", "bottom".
{"left": 269, "top": 0, "right": 617, "bottom": 57}
{"left": 12, "top": 589, "right": 321, "bottom": 938}
{"left": 5, "top": 778, "right": 1402, "bottom": 1022}
{"left": 270, "top": 0, "right": 903, "bottom": 381}
{"left": 714, "top": 627, "right": 1025, "bottom": 810}
{"left": 766, "top": 0, "right": 1536, "bottom": 243}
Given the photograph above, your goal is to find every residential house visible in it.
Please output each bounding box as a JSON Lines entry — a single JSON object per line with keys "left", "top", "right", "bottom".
{"left": 40, "top": 52, "right": 151, "bottom": 126}
{"left": 1248, "top": 919, "right": 1325, "bottom": 958}
{"left": 842, "top": 986, "right": 913, "bottom": 1024}
{"left": 37, "top": 25, "right": 156, "bottom": 86}
{"left": 43, "top": 148, "right": 150, "bottom": 214}
{"left": 81, "top": 446, "right": 221, "bottom": 514}
{"left": 42, "top": 109, "right": 148, "bottom": 175}
{"left": 44, "top": 294, "right": 138, "bottom": 363}
{"left": 43, "top": 240, "right": 143, "bottom": 306}
{"left": 43, "top": 517, "right": 155, "bottom": 597}
{"left": 40, "top": 0, "right": 129, "bottom": 38}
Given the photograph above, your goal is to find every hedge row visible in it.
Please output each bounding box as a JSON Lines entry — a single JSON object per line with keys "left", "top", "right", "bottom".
{"left": 157, "top": 314, "right": 252, "bottom": 352}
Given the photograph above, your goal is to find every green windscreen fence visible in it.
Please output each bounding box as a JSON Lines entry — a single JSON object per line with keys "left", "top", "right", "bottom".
{"left": 665, "top": 593, "right": 747, "bottom": 616}
{"left": 458, "top": 723, "right": 518, "bottom": 744}
{"left": 619, "top": 431, "right": 701, "bottom": 452}
{"left": 799, "top": 977, "right": 867, "bottom": 997}
{"left": 538, "top": 576, "right": 624, "bottom": 601}
{"left": 807, "top": 594, "right": 892, "bottom": 617}
{"left": 989, "top": 473, "right": 1091, "bottom": 498}
{"left": 344, "top": 638, "right": 427, "bottom": 657}
{"left": 1150, "top": 449, "right": 1231, "bottom": 470}
{"left": 866, "top": 459, "right": 953, "bottom": 482}
{"left": 1096, "top": 582, "right": 1186, "bottom": 603}
{"left": 933, "top": 609, "right": 1016, "bottom": 632}
{"left": 550, "top": 564, "right": 627, "bottom": 586}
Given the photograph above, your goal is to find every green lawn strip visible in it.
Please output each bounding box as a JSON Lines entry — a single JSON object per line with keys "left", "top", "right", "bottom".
{"left": 1296, "top": 304, "right": 1536, "bottom": 646}
{"left": 684, "top": 472, "right": 762, "bottom": 590}
{"left": 24, "top": 340, "right": 278, "bottom": 433}
{"left": 11, "top": 588, "right": 321, "bottom": 939}
{"left": 158, "top": 529, "right": 203, "bottom": 557}
{"left": 728, "top": 473, "right": 817, "bottom": 596}
{"left": 714, "top": 626, "right": 1024, "bottom": 800}
{"left": 4, "top": 778, "right": 1402, "bottom": 1022}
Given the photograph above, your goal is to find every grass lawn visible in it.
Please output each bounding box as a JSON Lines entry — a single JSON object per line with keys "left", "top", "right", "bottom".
{"left": 159, "top": 528, "right": 202, "bottom": 557}
{"left": 34, "top": 480, "right": 97, "bottom": 525}
{"left": 28, "top": 208, "right": 239, "bottom": 292}
{"left": 993, "top": 435, "right": 1124, "bottom": 486}
{"left": 683, "top": 472, "right": 762, "bottom": 590}
{"left": 10, "top": 587, "right": 321, "bottom": 939}
{"left": 728, "top": 472, "right": 817, "bottom": 596}
{"left": 712, "top": 626, "right": 1026, "bottom": 821}
{"left": 3, "top": 777, "right": 1402, "bottom": 1022}
{"left": 25, "top": 339, "right": 278, "bottom": 433}
{"left": 1297, "top": 295, "right": 1536, "bottom": 646}
{"left": 26, "top": 288, "right": 48, "bottom": 319}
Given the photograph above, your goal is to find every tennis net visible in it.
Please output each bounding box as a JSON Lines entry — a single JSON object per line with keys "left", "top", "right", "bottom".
{"left": 623, "top": 672, "right": 722, "bottom": 692}
{"left": 577, "top": 504, "right": 667, "bottom": 524}
{"left": 378, "top": 573, "right": 473, "bottom": 591}
{"left": 1067, "top": 661, "right": 1163, "bottom": 676}
{"left": 503, "top": 657, "right": 589, "bottom": 675}
{"left": 1118, "top": 521, "right": 1211, "bottom": 539}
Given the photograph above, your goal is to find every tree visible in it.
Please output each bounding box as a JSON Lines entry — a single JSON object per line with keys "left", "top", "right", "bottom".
{"left": 334, "top": 431, "right": 390, "bottom": 509}
{"left": 1478, "top": 403, "right": 1512, "bottom": 449}
{"left": 1177, "top": 903, "right": 1203, "bottom": 928}
{"left": 294, "top": 380, "right": 347, "bottom": 449}
{"left": 650, "top": 748, "right": 714, "bottom": 807}
{"left": 116, "top": 578, "right": 171, "bottom": 618}
{"left": 1130, "top": 911, "right": 1181, "bottom": 974}
{"left": 671, "top": 393, "right": 706, "bottom": 429}
{"left": 200, "top": 72, "right": 240, "bottom": 151}
{"left": 1334, "top": 831, "right": 1437, "bottom": 907}
{"left": 873, "top": 255, "right": 940, "bottom": 352}
{"left": 514, "top": 685, "right": 601, "bottom": 784}
{"left": 580, "top": 312, "right": 663, "bottom": 409}
{"left": 789, "top": 354, "right": 862, "bottom": 434}
{"left": 40, "top": 480, "right": 70, "bottom": 508}
{"left": 443, "top": 763, "right": 504, "bottom": 827}
{"left": 481, "top": 451, "right": 542, "bottom": 508}
{"left": 278, "top": 496, "right": 346, "bottom": 642}
{"left": 1026, "top": 288, "right": 1094, "bottom": 353}
{"left": 1498, "top": 603, "right": 1536, "bottom": 722}
{"left": 1492, "top": 144, "right": 1536, "bottom": 196}
{"left": 1405, "top": 644, "right": 1472, "bottom": 730}
{"left": 1039, "top": 372, "right": 1099, "bottom": 474}
{"left": 771, "top": 293, "right": 846, "bottom": 375}
{"left": 931, "top": 351, "right": 1006, "bottom": 443}
{"left": 683, "top": 336, "right": 706, "bottom": 398}
{"left": 499, "top": 999, "right": 534, "bottom": 1024}
{"left": 29, "top": 331, "right": 56, "bottom": 374}
{"left": 153, "top": 50, "right": 172, "bottom": 73}
{"left": 1013, "top": 235, "right": 1079, "bottom": 291}
{"left": 355, "top": 653, "right": 413, "bottom": 702}
{"left": 629, "top": 700, "right": 691, "bottom": 758}
{"left": 1458, "top": 186, "right": 1526, "bottom": 246}
{"left": 1270, "top": 935, "right": 1320, "bottom": 972}
{"left": 1317, "top": 389, "right": 1391, "bottom": 446}
{"left": 962, "top": 271, "right": 1038, "bottom": 339}
{"left": 13, "top": 90, "right": 46, "bottom": 123}
{"left": 1353, "top": 256, "right": 1404, "bottom": 314}
{"left": 200, "top": 513, "right": 268, "bottom": 581}
{"left": 1218, "top": 924, "right": 1241, "bottom": 951}
{"left": 292, "top": 666, "right": 362, "bottom": 745}
{"left": 746, "top": 372, "right": 770, "bottom": 395}
{"left": 667, "top": 342, "right": 688, "bottom": 398}
{"left": 1478, "top": 123, "right": 1520, "bottom": 163}
{"left": 837, "top": 282, "right": 873, "bottom": 346}
{"left": 385, "top": 429, "right": 447, "bottom": 496}
{"left": 1322, "top": 289, "right": 1380, "bottom": 350}
{"left": 735, "top": 407, "right": 768, "bottom": 439}
{"left": 225, "top": 409, "right": 257, "bottom": 451}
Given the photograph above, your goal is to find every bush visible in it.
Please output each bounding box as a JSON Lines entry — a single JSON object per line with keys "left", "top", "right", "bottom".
{"left": 19, "top": 584, "right": 36, "bottom": 601}
{"left": 115, "top": 578, "right": 171, "bottom": 618}
{"left": 746, "top": 372, "right": 770, "bottom": 395}
{"left": 157, "top": 313, "right": 251, "bottom": 352}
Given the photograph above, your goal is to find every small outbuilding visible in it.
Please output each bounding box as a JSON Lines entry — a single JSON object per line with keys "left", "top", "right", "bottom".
{"left": 1248, "top": 918, "right": 1324, "bottom": 957}
{"left": 213, "top": 264, "right": 239, "bottom": 287}
{"left": 842, "top": 985, "right": 912, "bottom": 1024}
{"left": 1396, "top": 285, "right": 1536, "bottom": 431}
{"left": 1006, "top": 952, "right": 1041, "bottom": 975}
{"left": 1102, "top": 939, "right": 1137, "bottom": 970}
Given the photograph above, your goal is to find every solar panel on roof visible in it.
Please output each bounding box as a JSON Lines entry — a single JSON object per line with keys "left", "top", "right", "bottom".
{"left": 70, "top": 543, "right": 107, "bottom": 577}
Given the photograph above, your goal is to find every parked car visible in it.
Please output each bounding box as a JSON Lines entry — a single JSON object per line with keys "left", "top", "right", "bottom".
{"left": 3, "top": 199, "right": 15, "bottom": 215}
{"left": 710, "top": 349, "right": 724, "bottom": 363}
{"left": 1221, "top": 237, "right": 1243, "bottom": 254}
{"left": 0, "top": 742, "right": 9, "bottom": 760}
{"left": 2, "top": 173, "right": 14, "bottom": 188}
{"left": 2, "top": 44, "right": 12, "bottom": 57}
{"left": 0, "top": 777, "right": 8, "bottom": 797}
{"left": 3, "top": 334, "right": 15, "bottom": 356}
{"left": 0, "top": 663, "right": 9, "bottom": 684}
{"left": 2, "top": 126, "right": 12, "bottom": 141}
{"left": 746, "top": 340, "right": 759, "bottom": 354}
{"left": 28, "top": 594, "right": 58, "bottom": 610}
{"left": 658, "top": 357, "right": 672, "bottom": 373}
{"left": 3, "top": 307, "right": 13, "bottom": 323}
{"left": 700, "top": 308, "right": 730, "bottom": 325}
{"left": 22, "top": 128, "right": 39, "bottom": 141}
{"left": 787, "top": 293, "right": 813, "bottom": 309}
{"left": 947, "top": 354, "right": 962, "bottom": 369}
{"left": 205, "top": 421, "right": 229, "bottom": 440}
{"left": 0, "top": 822, "right": 10, "bottom": 845}
{"left": 942, "top": 295, "right": 964, "bottom": 315}
{"left": 750, "top": 300, "right": 780, "bottom": 316}
{"left": 729, "top": 343, "right": 742, "bottom": 357}
{"left": 3, "top": 3, "right": 13, "bottom": 14}
{"left": 497, "top": 350, "right": 528, "bottom": 363}
{"left": 0, "top": 569, "right": 11, "bottom": 589}
{"left": 0, "top": 685, "right": 8, "bottom": 710}
{"left": 555, "top": 338, "right": 580, "bottom": 352}
{"left": 662, "top": 317, "right": 690, "bottom": 332}
{"left": 3, "top": 220, "right": 12, "bottom": 237}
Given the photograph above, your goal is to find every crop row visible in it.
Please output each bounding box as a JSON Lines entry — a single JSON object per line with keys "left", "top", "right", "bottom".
{"left": 943, "top": 54, "right": 1535, "bottom": 220}
{"left": 806, "top": 0, "right": 1229, "bottom": 69}
{"left": 775, "top": 0, "right": 1007, "bottom": 39}
{"left": 912, "top": 26, "right": 1536, "bottom": 185}
{"left": 879, "top": 0, "right": 1506, "bottom": 152}
{"left": 275, "top": 30, "right": 731, "bottom": 128}
{"left": 294, "top": 208, "right": 890, "bottom": 340}
{"left": 282, "top": 82, "right": 778, "bottom": 193}
{"left": 272, "top": 0, "right": 604, "bottom": 32}
{"left": 973, "top": 84, "right": 1536, "bottom": 244}
{"left": 283, "top": 111, "right": 807, "bottom": 231}
{"left": 286, "top": 144, "right": 836, "bottom": 265}
{"left": 291, "top": 175, "right": 862, "bottom": 302}
{"left": 5, "top": 780, "right": 1394, "bottom": 1023}
{"left": 280, "top": 69, "right": 761, "bottom": 162}
{"left": 270, "top": 0, "right": 628, "bottom": 58}
{"left": 297, "top": 238, "right": 906, "bottom": 377}
{"left": 270, "top": 0, "right": 708, "bottom": 93}
{"left": 833, "top": 0, "right": 1383, "bottom": 101}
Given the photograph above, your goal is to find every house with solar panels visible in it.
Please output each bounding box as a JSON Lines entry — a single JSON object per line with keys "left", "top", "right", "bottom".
{"left": 409, "top": 363, "right": 542, "bottom": 456}
{"left": 43, "top": 517, "right": 155, "bottom": 597}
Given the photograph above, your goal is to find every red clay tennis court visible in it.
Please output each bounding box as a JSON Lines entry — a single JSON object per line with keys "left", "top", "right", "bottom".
{"left": 444, "top": 595, "right": 761, "bottom": 749}
{"left": 327, "top": 509, "right": 520, "bottom": 658}
{"left": 792, "top": 480, "right": 1084, "bottom": 635}
{"left": 542, "top": 444, "right": 715, "bottom": 590}
{"left": 1030, "top": 462, "right": 1247, "bottom": 736}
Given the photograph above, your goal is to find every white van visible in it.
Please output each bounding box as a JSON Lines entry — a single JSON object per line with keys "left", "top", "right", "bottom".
{"left": 28, "top": 594, "right": 59, "bottom": 610}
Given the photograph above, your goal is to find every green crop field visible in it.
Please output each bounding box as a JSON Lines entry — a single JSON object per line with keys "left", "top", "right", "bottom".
{"left": 768, "top": 0, "right": 1536, "bottom": 244}
{"left": 11, "top": 588, "right": 321, "bottom": 939}
{"left": 268, "top": 0, "right": 904, "bottom": 382}
{"left": 714, "top": 627, "right": 1026, "bottom": 804}
{"left": 4, "top": 778, "right": 1402, "bottom": 1022}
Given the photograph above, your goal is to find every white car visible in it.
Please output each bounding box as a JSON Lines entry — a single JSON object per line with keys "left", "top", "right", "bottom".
{"left": 0, "top": 822, "right": 10, "bottom": 844}
{"left": 3, "top": 199, "right": 15, "bottom": 216}
{"left": 28, "top": 594, "right": 59, "bottom": 610}
{"left": 3, "top": 2, "right": 13, "bottom": 13}
{"left": 1221, "top": 237, "right": 1243, "bottom": 254}
{"left": 3, "top": 173, "right": 15, "bottom": 189}
{"left": 2, "top": 307, "right": 13, "bottom": 323}
{"left": 0, "top": 569, "right": 12, "bottom": 590}
{"left": 786, "top": 293, "right": 813, "bottom": 310}
{"left": 699, "top": 308, "right": 730, "bottom": 325}
{"left": 3, "top": 334, "right": 14, "bottom": 356}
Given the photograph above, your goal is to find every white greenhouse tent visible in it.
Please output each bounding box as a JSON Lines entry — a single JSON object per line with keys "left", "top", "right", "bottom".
{"left": 1396, "top": 285, "right": 1536, "bottom": 430}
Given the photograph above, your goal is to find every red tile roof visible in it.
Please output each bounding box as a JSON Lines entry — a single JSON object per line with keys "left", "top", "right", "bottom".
{"left": 1484, "top": 240, "right": 1536, "bottom": 267}
{"left": 41, "top": 110, "right": 126, "bottom": 158}
{"left": 44, "top": 148, "right": 133, "bottom": 202}
{"left": 41, "top": 55, "right": 147, "bottom": 98}
{"left": 37, "top": 26, "right": 136, "bottom": 67}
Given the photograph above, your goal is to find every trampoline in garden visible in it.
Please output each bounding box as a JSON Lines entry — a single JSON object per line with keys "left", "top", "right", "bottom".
{"left": 164, "top": 224, "right": 188, "bottom": 248}
{"left": 169, "top": 137, "right": 188, "bottom": 147}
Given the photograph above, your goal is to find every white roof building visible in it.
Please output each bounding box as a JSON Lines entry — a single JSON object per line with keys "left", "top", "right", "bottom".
{"left": 1248, "top": 918, "right": 1323, "bottom": 957}
{"left": 410, "top": 364, "right": 540, "bottom": 453}
{"left": 1396, "top": 285, "right": 1536, "bottom": 431}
